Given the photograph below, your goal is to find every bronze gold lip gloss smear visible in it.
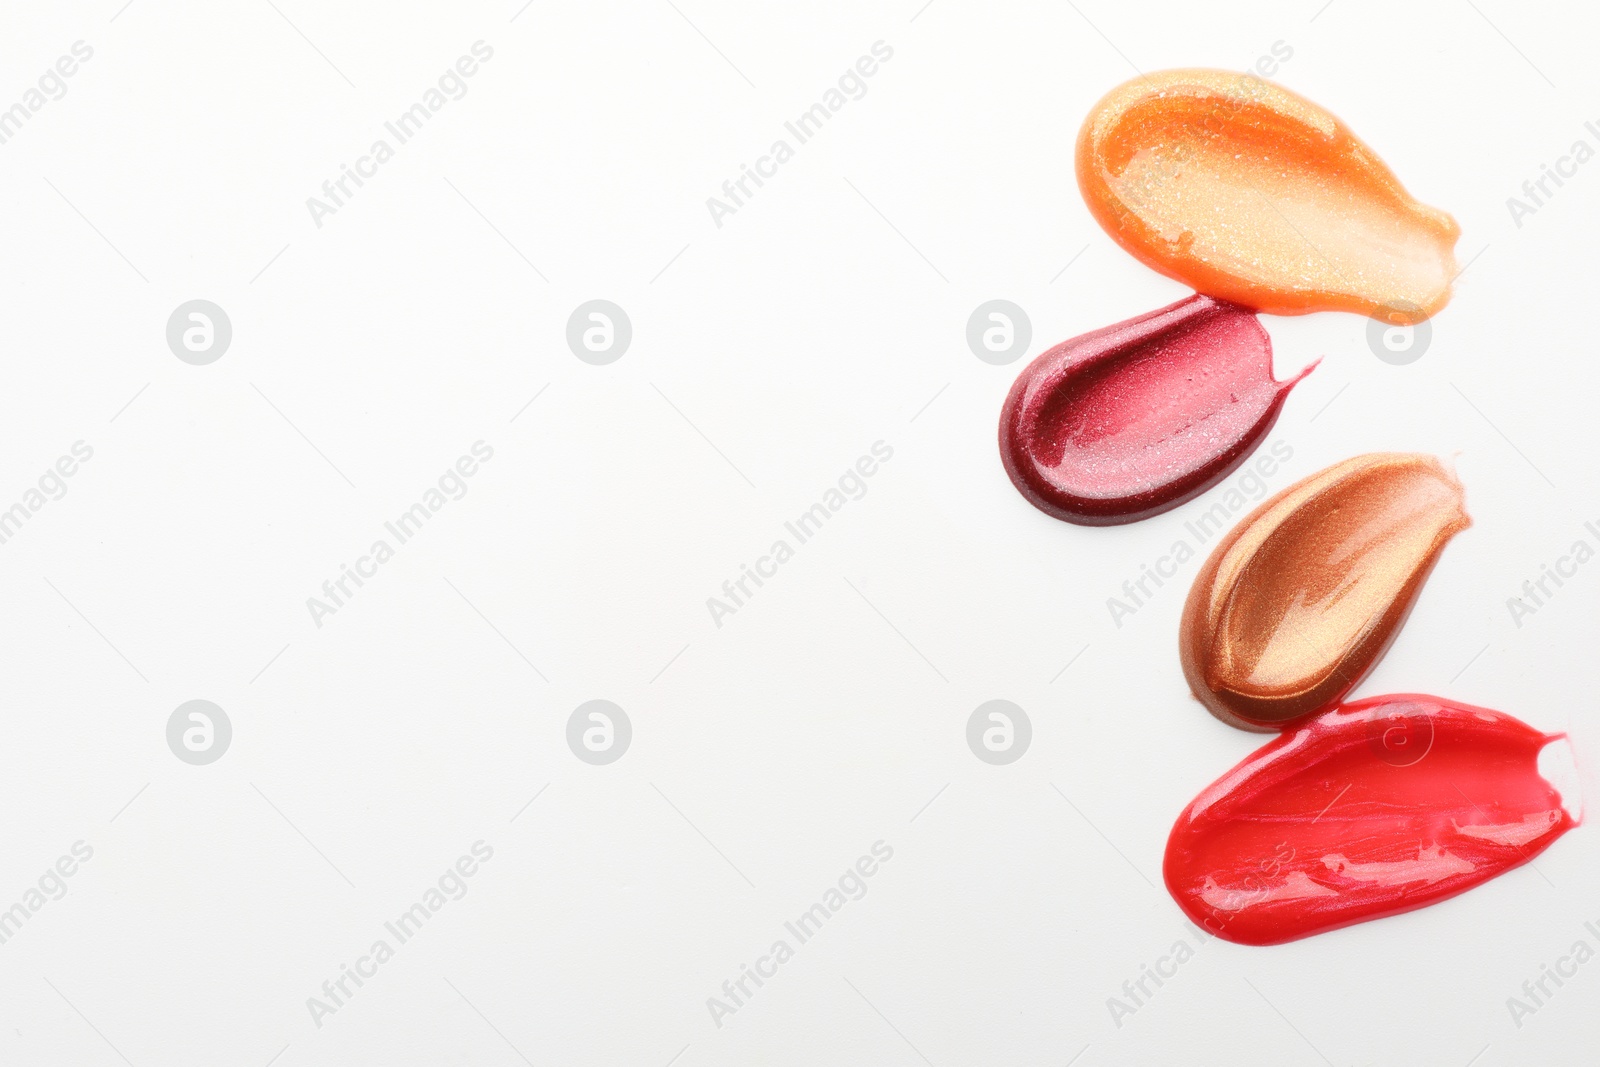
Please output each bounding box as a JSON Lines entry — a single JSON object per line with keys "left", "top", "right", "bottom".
{"left": 1180, "top": 453, "right": 1470, "bottom": 732}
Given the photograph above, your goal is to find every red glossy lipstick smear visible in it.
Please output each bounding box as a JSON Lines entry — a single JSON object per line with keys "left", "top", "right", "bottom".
{"left": 1165, "top": 695, "right": 1576, "bottom": 946}
{"left": 998, "top": 294, "right": 1312, "bottom": 526}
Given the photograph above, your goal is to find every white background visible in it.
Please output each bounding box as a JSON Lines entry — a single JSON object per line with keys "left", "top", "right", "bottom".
{"left": 0, "top": 1, "right": 1597, "bottom": 1064}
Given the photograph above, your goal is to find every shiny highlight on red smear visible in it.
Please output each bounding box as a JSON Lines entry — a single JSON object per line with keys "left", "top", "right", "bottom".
{"left": 1165, "top": 695, "right": 1576, "bottom": 946}
{"left": 998, "top": 294, "right": 1313, "bottom": 526}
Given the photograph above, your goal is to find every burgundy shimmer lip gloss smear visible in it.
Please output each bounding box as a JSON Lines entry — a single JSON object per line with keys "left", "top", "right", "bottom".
{"left": 998, "top": 294, "right": 1313, "bottom": 526}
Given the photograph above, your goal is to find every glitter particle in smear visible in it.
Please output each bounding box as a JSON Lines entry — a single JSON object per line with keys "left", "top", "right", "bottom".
{"left": 1180, "top": 453, "right": 1469, "bottom": 731}
{"left": 1077, "top": 69, "right": 1461, "bottom": 319}
{"left": 1165, "top": 695, "right": 1576, "bottom": 946}
{"left": 998, "top": 294, "right": 1314, "bottom": 526}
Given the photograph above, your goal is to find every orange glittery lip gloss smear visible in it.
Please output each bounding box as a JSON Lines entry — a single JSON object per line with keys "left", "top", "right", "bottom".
{"left": 1180, "top": 453, "right": 1471, "bottom": 732}
{"left": 1077, "top": 69, "right": 1461, "bottom": 320}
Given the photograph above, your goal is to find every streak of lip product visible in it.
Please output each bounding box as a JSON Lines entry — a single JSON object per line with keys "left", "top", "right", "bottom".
{"left": 1025, "top": 67, "right": 1578, "bottom": 949}
{"left": 1077, "top": 69, "right": 1460, "bottom": 319}
{"left": 1165, "top": 695, "right": 1576, "bottom": 946}
{"left": 1180, "top": 453, "right": 1470, "bottom": 732}
{"left": 997, "top": 294, "right": 1313, "bottom": 526}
